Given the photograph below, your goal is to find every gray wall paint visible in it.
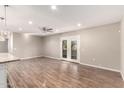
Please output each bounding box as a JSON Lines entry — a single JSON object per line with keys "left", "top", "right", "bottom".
{"left": 43, "top": 35, "right": 61, "bottom": 58}
{"left": 12, "top": 33, "right": 43, "bottom": 58}
{"left": 43, "top": 23, "right": 120, "bottom": 71}
{"left": 121, "top": 18, "right": 124, "bottom": 79}
{"left": 0, "top": 40, "right": 8, "bottom": 53}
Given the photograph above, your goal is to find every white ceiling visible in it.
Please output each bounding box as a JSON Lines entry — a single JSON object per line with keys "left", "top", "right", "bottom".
{"left": 0, "top": 5, "right": 124, "bottom": 36}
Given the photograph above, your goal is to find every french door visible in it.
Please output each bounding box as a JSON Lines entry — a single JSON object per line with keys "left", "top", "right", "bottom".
{"left": 60, "top": 35, "right": 80, "bottom": 63}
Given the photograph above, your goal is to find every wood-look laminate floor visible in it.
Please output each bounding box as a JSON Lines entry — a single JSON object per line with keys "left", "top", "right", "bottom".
{"left": 6, "top": 57, "right": 124, "bottom": 88}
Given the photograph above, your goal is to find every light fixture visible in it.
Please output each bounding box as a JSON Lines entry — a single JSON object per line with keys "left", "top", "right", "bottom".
{"left": 51, "top": 5, "right": 57, "bottom": 10}
{"left": 0, "top": 17, "right": 4, "bottom": 22}
{"left": 0, "top": 5, "right": 10, "bottom": 41}
{"left": 77, "top": 23, "right": 81, "bottom": 27}
{"left": 28, "top": 21, "right": 33, "bottom": 25}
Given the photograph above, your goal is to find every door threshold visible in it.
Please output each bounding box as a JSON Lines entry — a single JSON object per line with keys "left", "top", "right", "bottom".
{"left": 60, "top": 59, "right": 80, "bottom": 64}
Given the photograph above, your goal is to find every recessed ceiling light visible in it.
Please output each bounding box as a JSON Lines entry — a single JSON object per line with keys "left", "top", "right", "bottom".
{"left": 19, "top": 27, "right": 22, "bottom": 31}
{"left": 77, "top": 23, "right": 81, "bottom": 27}
{"left": 118, "top": 30, "right": 121, "bottom": 32}
{"left": 51, "top": 5, "right": 57, "bottom": 10}
{"left": 28, "top": 21, "right": 33, "bottom": 25}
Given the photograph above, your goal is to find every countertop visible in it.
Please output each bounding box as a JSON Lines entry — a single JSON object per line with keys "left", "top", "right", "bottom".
{"left": 0, "top": 53, "right": 20, "bottom": 87}
{"left": 0, "top": 53, "right": 20, "bottom": 64}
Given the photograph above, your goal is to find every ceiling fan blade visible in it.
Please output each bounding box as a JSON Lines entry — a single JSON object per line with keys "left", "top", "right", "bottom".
{"left": 38, "top": 26, "right": 54, "bottom": 33}
{"left": 47, "top": 29, "right": 53, "bottom": 32}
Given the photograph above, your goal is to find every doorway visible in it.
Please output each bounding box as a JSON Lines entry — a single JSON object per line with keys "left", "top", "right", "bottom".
{"left": 0, "top": 32, "right": 13, "bottom": 54}
{"left": 0, "top": 39, "right": 8, "bottom": 53}
{"left": 60, "top": 35, "right": 80, "bottom": 63}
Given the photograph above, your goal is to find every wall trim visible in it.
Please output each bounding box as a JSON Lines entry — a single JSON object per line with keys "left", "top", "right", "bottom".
{"left": 79, "top": 62, "right": 120, "bottom": 73}
{"left": 43, "top": 56, "right": 61, "bottom": 60}
{"left": 44, "top": 56, "right": 120, "bottom": 73}
{"left": 20, "top": 55, "right": 43, "bottom": 60}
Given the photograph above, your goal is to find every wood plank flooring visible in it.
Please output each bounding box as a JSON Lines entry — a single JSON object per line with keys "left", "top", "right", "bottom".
{"left": 6, "top": 57, "right": 124, "bottom": 88}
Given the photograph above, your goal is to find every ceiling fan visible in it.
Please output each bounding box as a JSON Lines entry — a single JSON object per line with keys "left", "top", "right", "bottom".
{"left": 38, "top": 26, "right": 54, "bottom": 33}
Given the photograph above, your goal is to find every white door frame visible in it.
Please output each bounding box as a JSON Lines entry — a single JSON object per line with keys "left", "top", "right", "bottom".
{"left": 60, "top": 35, "right": 80, "bottom": 63}
{"left": 8, "top": 32, "right": 13, "bottom": 54}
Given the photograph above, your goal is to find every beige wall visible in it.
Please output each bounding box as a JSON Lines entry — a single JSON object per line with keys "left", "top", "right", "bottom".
{"left": 43, "top": 23, "right": 121, "bottom": 71}
{"left": 12, "top": 33, "right": 43, "bottom": 59}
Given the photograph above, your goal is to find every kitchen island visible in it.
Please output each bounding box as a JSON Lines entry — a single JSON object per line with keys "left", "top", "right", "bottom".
{"left": 0, "top": 53, "right": 19, "bottom": 88}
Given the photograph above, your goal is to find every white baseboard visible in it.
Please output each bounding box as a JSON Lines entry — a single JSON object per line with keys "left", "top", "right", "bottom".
{"left": 43, "top": 56, "right": 80, "bottom": 63}
{"left": 79, "top": 62, "right": 120, "bottom": 73}
{"left": 21, "top": 55, "right": 43, "bottom": 60}
{"left": 43, "top": 56, "right": 61, "bottom": 60}
{"left": 43, "top": 56, "right": 120, "bottom": 73}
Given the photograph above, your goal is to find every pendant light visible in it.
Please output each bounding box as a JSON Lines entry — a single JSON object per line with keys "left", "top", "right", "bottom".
{"left": 0, "top": 5, "right": 9, "bottom": 41}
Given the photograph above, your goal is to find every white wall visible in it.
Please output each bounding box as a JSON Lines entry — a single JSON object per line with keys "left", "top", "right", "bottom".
{"left": 43, "top": 23, "right": 121, "bottom": 71}
{"left": 12, "top": 33, "right": 43, "bottom": 59}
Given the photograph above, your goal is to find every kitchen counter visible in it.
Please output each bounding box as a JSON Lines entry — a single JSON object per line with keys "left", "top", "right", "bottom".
{"left": 0, "top": 53, "right": 19, "bottom": 88}
{"left": 0, "top": 53, "right": 19, "bottom": 63}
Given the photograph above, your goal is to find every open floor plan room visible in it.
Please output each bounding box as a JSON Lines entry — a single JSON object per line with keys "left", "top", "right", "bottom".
{"left": 0, "top": 5, "right": 124, "bottom": 88}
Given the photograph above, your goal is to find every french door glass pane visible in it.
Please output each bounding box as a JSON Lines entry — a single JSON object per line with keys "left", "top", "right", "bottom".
{"left": 71, "top": 40, "right": 77, "bottom": 59}
{"left": 62, "top": 40, "right": 67, "bottom": 58}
